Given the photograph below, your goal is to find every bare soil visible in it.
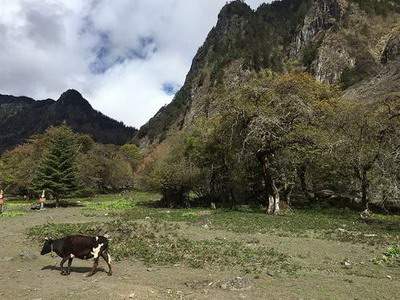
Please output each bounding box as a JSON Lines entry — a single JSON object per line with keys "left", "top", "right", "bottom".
{"left": 0, "top": 207, "right": 399, "bottom": 299}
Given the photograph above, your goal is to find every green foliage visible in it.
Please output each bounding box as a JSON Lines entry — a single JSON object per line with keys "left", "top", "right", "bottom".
{"left": 141, "top": 70, "right": 400, "bottom": 212}
{"left": 142, "top": 135, "right": 202, "bottom": 208}
{"left": 0, "top": 125, "right": 138, "bottom": 197}
{"left": 384, "top": 245, "right": 400, "bottom": 258}
{"left": 120, "top": 144, "right": 142, "bottom": 170}
{"left": 32, "top": 125, "right": 79, "bottom": 201}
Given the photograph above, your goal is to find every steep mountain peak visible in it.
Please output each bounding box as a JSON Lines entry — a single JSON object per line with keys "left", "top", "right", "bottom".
{"left": 0, "top": 89, "right": 137, "bottom": 153}
{"left": 218, "top": 0, "right": 253, "bottom": 19}
{"left": 57, "top": 89, "right": 92, "bottom": 109}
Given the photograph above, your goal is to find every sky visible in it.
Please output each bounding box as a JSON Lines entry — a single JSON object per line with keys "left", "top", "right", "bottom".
{"left": 0, "top": 0, "right": 268, "bottom": 128}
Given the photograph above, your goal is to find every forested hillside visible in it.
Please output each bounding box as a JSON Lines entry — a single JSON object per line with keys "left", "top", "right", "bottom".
{"left": 137, "top": 0, "right": 400, "bottom": 144}
{"left": 0, "top": 89, "right": 136, "bottom": 153}
{"left": 137, "top": 0, "right": 400, "bottom": 213}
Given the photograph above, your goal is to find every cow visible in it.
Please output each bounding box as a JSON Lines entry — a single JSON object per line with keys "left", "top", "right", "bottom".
{"left": 40, "top": 235, "right": 112, "bottom": 276}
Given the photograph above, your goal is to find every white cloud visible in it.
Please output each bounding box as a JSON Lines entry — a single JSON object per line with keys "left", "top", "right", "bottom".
{"left": 0, "top": 0, "right": 268, "bottom": 128}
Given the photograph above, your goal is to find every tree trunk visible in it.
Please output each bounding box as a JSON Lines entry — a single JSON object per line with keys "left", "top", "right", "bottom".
{"left": 257, "top": 150, "right": 280, "bottom": 215}
{"left": 297, "top": 163, "right": 314, "bottom": 203}
{"left": 360, "top": 169, "right": 370, "bottom": 213}
{"left": 230, "top": 188, "right": 236, "bottom": 210}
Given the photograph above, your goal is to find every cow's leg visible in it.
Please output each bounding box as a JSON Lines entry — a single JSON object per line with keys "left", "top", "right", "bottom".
{"left": 101, "top": 251, "right": 112, "bottom": 276}
{"left": 60, "top": 257, "right": 68, "bottom": 275}
{"left": 66, "top": 257, "right": 73, "bottom": 275}
{"left": 87, "top": 258, "right": 99, "bottom": 277}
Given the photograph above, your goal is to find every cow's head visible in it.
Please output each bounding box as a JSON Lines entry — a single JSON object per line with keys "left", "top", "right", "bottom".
{"left": 40, "top": 237, "right": 53, "bottom": 255}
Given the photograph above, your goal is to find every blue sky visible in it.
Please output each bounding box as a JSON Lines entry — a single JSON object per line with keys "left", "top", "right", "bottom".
{"left": 0, "top": 0, "right": 268, "bottom": 127}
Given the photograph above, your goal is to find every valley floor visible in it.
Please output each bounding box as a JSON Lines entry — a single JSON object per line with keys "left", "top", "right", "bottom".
{"left": 0, "top": 193, "right": 399, "bottom": 299}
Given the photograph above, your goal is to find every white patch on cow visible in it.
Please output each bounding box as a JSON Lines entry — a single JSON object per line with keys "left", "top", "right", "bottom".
{"left": 70, "top": 254, "right": 75, "bottom": 258}
{"left": 91, "top": 243, "right": 103, "bottom": 259}
{"left": 107, "top": 253, "right": 112, "bottom": 263}
{"left": 96, "top": 236, "right": 99, "bottom": 241}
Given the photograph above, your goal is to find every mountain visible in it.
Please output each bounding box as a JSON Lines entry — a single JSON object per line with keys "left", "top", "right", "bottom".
{"left": 0, "top": 89, "right": 137, "bottom": 153}
{"left": 136, "top": 0, "right": 400, "bottom": 145}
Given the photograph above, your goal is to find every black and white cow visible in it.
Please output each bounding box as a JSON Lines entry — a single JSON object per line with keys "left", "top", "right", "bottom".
{"left": 41, "top": 235, "right": 112, "bottom": 276}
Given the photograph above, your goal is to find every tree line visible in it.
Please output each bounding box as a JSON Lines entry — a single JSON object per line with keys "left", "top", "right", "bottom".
{"left": 0, "top": 125, "right": 141, "bottom": 205}
{"left": 139, "top": 71, "right": 400, "bottom": 214}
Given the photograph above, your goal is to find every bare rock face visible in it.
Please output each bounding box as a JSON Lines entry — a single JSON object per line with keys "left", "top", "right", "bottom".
{"left": 313, "top": 34, "right": 355, "bottom": 83}
{"left": 382, "top": 29, "right": 400, "bottom": 63}
{"left": 295, "top": 0, "right": 348, "bottom": 52}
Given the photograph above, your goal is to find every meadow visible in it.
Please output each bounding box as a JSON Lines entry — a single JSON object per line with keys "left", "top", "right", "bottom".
{"left": 1, "top": 192, "right": 399, "bottom": 299}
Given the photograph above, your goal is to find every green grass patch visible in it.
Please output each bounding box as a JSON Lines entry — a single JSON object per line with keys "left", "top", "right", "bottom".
{"left": 0, "top": 202, "right": 28, "bottom": 218}
{"left": 384, "top": 245, "right": 400, "bottom": 258}
{"left": 372, "top": 245, "right": 400, "bottom": 267}
{"left": 28, "top": 219, "right": 298, "bottom": 274}
{"left": 77, "top": 192, "right": 400, "bottom": 245}
{"left": 0, "top": 210, "right": 26, "bottom": 218}
{"left": 119, "top": 203, "right": 400, "bottom": 245}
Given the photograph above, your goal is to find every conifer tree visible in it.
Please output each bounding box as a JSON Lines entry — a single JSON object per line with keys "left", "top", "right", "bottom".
{"left": 33, "top": 125, "right": 79, "bottom": 207}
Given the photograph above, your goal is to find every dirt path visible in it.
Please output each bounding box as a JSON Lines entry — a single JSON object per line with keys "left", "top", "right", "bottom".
{"left": 0, "top": 207, "right": 399, "bottom": 299}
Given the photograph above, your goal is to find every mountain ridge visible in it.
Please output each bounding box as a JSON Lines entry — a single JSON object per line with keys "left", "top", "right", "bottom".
{"left": 0, "top": 89, "right": 136, "bottom": 153}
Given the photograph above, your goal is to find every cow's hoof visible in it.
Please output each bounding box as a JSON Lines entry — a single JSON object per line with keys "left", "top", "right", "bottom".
{"left": 86, "top": 273, "right": 94, "bottom": 277}
{"left": 61, "top": 271, "right": 68, "bottom": 276}
{"left": 107, "top": 272, "right": 112, "bottom": 276}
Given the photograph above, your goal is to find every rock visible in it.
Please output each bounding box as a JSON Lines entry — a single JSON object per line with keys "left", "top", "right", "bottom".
{"left": 364, "top": 234, "right": 377, "bottom": 237}
{"left": 129, "top": 292, "right": 135, "bottom": 298}
{"left": 19, "top": 251, "right": 38, "bottom": 261}
{"left": 0, "top": 257, "right": 13, "bottom": 262}
{"left": 341, "top": 259, "right": 352, "bottom": 268}
{"left": 386, "top": 275, "right": 392, "bottom": 280}
{"left": 382, "top": 30, "right": 400, "bottom": 63}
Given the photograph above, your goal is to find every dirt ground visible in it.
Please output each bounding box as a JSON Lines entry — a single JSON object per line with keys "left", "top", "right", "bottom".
{"left": 0, "top": 206, "right": 399, "bottom": 300}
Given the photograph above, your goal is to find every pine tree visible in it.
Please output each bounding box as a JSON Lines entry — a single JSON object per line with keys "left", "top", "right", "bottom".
{"left": 33, "top": 125, "right": 79, "bottom": 207}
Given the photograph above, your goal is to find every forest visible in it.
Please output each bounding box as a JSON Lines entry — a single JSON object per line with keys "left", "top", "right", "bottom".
{"left": 1, "top": 72, "right": 399, "bottom": 216}
{"left": 138, "top": 71, "right": 400, "bottom": 214}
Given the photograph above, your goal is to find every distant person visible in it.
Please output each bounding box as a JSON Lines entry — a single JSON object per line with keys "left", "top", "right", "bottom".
{"left": 0, "top": 190, "right": 5, "bottom": 213}
{"left": 38, "top": 190, "right": 46, "bottom": 210}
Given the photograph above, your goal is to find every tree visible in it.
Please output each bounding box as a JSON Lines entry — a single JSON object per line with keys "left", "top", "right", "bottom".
{"left": 120, "top": 144, "right": 143, "bottom": 171}
{"left": 33, "top": 125, "right": 79, "bottom": 206}
{"left": 239, "top": 72, "right": 336, "bottom": 214}
{"left": 326, "top": 96, "right": 400, "bottom": 214}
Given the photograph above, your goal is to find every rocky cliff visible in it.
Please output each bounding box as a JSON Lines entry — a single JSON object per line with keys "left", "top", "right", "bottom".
{"left": 137, "top": 0, "right": 400, "bottom": 145}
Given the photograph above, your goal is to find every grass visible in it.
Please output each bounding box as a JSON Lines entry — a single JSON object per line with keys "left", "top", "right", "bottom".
{"left": 26, "top": 191, "right": 400, "bottom": 275}
{"left": 28, "top": 219, "right": 297, "bottom": 274}
{"left": 79, "top": 192, "right": 400, "bottom": 245}
{"left": 0, "top": 210, "right": 25, "bottom": 218}
{"left": 0, "top": 203, "right": 27, "bottom": 218}
{"left": 81, "top": 192, "right": 156, "bottom": 216}
{"left": 115, "top": 204, "right": 400, "bottom": 245}
{"left": 372, "top": 245, "right": 400, "bottom": 267}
